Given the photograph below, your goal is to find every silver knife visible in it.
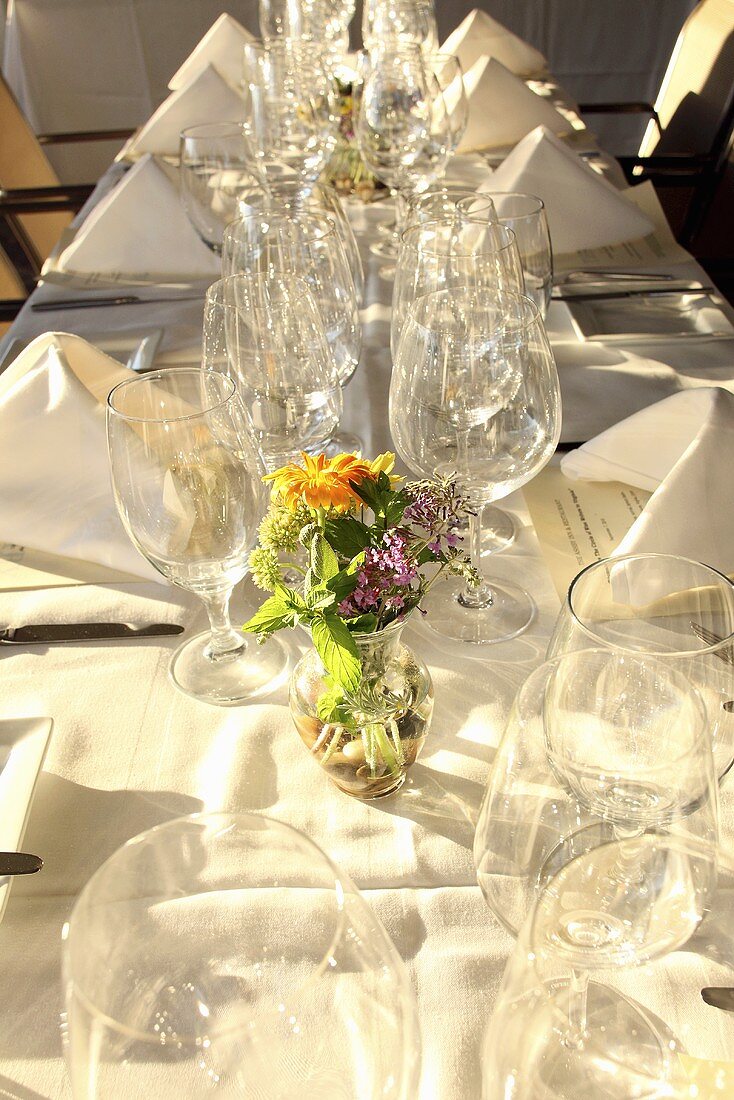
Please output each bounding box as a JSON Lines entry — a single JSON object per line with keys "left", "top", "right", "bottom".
{"left": 0, "top": 622, "right": 185, "bottom": 644}
{"left": 553, "top": 285, "right": 715, "bottom": 302}
{"left": 701, "top": 987, "right": 734, "bottom": 1013}
{"left": 31, "top": 294, "right": 206, "bottom": 312}
{"left": 0, "top": 852, "right": 43, "bottom": 876}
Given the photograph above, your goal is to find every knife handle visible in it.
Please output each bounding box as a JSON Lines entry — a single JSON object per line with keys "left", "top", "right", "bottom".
{"left": 31, "top": 296, "right": 139, "bottom": 311}
{"left": 0, "top": 852, "right": 43, "bottom": 876}
{"left": 1, "top": 623, "right": 185, "bottom": 644}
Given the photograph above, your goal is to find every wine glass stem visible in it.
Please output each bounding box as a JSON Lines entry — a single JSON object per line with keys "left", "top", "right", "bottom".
{"left": 394, "top": 190, "right": 409, "bottom": 237}
{"left": 566, "top": 968, "right": 589, "bottom": 1047}
{"left": 201, "top": 589, "right": 245, "bottom": 661}
{"left": 457, "top": 505, "right": 493, "bottom": 608}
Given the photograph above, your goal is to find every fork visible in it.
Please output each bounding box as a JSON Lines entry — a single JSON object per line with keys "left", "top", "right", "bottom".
{"left": 690, "top": 621, "right": 734, "bottom": 666}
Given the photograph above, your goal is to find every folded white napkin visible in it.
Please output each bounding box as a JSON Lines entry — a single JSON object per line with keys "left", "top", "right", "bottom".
{"left": 0, "top": 333, "right": 162, "bottom": 582}
{"left": 440, "top": 8, "right": 547, "bottom": 78}
{"left": 56, "top": 154, "right": 221, "bottom": 282}
{"left": 458, "top": 59, "right": 572, "bottom": 153}
{"left": 479, "top": 125, "right": 654, "bottom": 252}
{"left": 561, "top": 388, "right": 734, "bottom": 573}
{"left": 120, "top": 63, "right": 246, "bottom": 160}
{"left": 168, "top": 13, "right": 255, "bottom": 91}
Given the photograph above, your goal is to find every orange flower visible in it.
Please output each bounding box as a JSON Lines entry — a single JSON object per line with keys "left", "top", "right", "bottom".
{"left": 264, "top": 451, "right": 376, "bottom": 513}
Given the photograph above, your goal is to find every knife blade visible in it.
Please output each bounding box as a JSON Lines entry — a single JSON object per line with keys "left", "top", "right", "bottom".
{"left": 0, "top": 852, "right": 43, "bottom": 876}
{"left": 701, "top": 987, "right": 734, "bottom": 1013}
{"left": 552, "top": 286, "right": 715, "bottom": 302}
{"left": 31, "top": 294, "right": 205, "bottom": 312}
{"left": 0, "top": 622, "right": 185, "bottom": 644}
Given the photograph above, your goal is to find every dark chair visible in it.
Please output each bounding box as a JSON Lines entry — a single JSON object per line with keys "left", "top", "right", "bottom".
{"left": 578, "top": 0, "right": 734, "bottom": 247}
{"left": 0, "top": 73, "right": 134, "bottom": 300}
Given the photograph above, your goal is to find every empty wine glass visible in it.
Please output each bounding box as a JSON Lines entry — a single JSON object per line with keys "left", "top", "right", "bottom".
{"left": 482, "top": 832, "right": 723, "bottom": 1098}
{"left": 429, "top": 54, "right": 468, "bottom": 153}
{"left": 473, "top": 651, "right": 718, "bottom": 937}
{"left": 406, "top": 186, "right": 497, "bottom": 228}
{"left": 362, "top": 0, "right": 438, "bottom": 54}
{"left": 243, "top": 43, "right": 339, "bottom": 190}
{"left": 355, "top": 44, "right": 451, "bottom": 258}
{"left": 107, "top": 369, "right": 287, "bottom": 705}
{"left": 179, "top": 124, "right": 263, "bottom": 253}
{"left": 64, "top": 812, "right": 421, "bottom": 1098}
{"left": 547, "top": 553, "right": 734, "bottom": 780}
{"left": 484, "top": 192, "right": 553, "bottom": 317}
{"left": 222, "top": 211, "right": 362, "bottom": 389}
{"left": 234, "top": 179, "right": 365, "bottom": 305}
{"left": 391, "top": 219, "right": 524, "bottom": 358}
{"left": 390, "top": 288, "right": 560, "bottom": 643}
{"left": 203, "top": 273, "right": 343, "bottom": 470}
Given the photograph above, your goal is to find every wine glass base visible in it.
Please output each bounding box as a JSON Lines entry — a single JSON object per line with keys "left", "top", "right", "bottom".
{"left": 370, "top": 234, "right": 399, "bottom": 260}
{"left": 422, "top": 575, "right": 535, "bottom": 644}
{"left": 534, "top": 980, "right": 682, "bottom": 1095}
{"left": 169, "top": 631, "right": 289, "bottom": 707}
{"left": 480, "top": 505, "right": 517, "bottom": 555}
{"left": 309, "top": 432, "right": 364, "bottom": 459}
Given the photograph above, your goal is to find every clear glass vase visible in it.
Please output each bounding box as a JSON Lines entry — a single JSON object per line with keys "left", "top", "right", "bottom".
{"left": 289, "top": 618, "right": 434, "bottom": 799}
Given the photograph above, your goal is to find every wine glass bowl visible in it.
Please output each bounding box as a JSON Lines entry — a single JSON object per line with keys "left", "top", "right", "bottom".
{"left": 203, "top": 273, "right": 343, "bottom": 469}
{"left": 179, "top": 123, "right": 263, "bottom": 253}
{"left": 222, "top": 211, "right": 361, "bottom": 388}
{"left": 63, "top": 812, "right": 421, "bottom": 1098}
{"left": 473, "top": 651, "right": 719, "bottom": 937}
{"left": 483, "top": 192, "right": 553, "bottom": 317}
{"left": 547, "top": 553, "right": 734, "bottom": 780}
{"left": 542, "top": 648, "right": 714, "bottom": 828}
{"left": 391, "top": 219, "right": 524, "bottom": 359}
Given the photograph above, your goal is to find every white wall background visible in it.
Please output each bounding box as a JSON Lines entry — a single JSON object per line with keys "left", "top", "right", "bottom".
{"left": 2, "top": 0, "right": 696, "bottom": 181}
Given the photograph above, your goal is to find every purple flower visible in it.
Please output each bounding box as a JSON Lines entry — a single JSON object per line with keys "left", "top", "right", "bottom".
{"left": 404, "top": 481, "right": 466, "bottom": 559}
{"left": 338, "top": 530, "right": 417, "bottom": 620}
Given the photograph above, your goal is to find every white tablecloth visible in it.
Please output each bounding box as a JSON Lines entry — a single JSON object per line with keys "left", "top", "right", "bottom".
{"left": 1, "top": 150, "right": 733, "bottom": 1098}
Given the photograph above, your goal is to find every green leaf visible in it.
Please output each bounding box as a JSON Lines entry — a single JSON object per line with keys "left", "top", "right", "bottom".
{"left": 280, "top": 587, "right": 308, "bottom": 615}
{"left": 306, "top": 584, "right": 337, "bottom": 611}
{"left": 326, "top": 566, "right": 359, "bottom": 604}
{"left": 324, "top": 516, "right": 371, "bottom": 559}
{"left": 384, "top": 489, "right": 410, "bottom": 528}
{"left": 242, "top": 594, "right": 292, "bottom": 635}
{"left": 310, "top": 531, "right": 339, "bottom": 581}
{"left": 349, "top": 476, "right": 380, "bottom": 512}
{"left": 311, "top": 614, "right": 361, "bottom": 693}
{"left": 345, "top": 612, "right": 378, "bottom": 633}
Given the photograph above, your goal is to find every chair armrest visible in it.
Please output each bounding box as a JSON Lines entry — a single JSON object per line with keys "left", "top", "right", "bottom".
{"left": 0, "top": 184, "right": 95, "bottom": 214}
{"left": 0, "top": 298, "right": 26, "bottom": 323}
{"left": 578, "top": 100, "right": 657, "bottom": 119}
{"left": 36, "top": 128, "right": 135, "bottom": 145}
{"left": 617, "top": 153, "right": 714, "bottom": 185}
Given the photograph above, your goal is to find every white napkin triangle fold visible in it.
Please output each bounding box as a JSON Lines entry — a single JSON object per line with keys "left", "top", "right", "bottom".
{"left": 121, "top": 63, "right": 246, "bottom": 160}
{"left": 0, "top": 333, "right": 162, "bottom": 582}
{"left": 441, "top": 8, "right": 547, "bottom": 78}
{"left": 57, "top": 154, "right": 221, "bottom": 281}
{"left": 480, "top": 125, "right": 654, "bottom": 252}
{"left": 168, "top": 13, "right": 255, "bottom": 91}
{"left": 562, "top": 388, "right": 734, "bottom": 576}
{"left": 458, "top": 58, "right": 571, "bottom": 153}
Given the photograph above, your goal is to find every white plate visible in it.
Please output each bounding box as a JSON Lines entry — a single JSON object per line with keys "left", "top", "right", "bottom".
{"left": 0, "top": 329, "right": 163, "bottom": 376}
{"left": 0, "top": 717, "right": 53, "bottom": 921}
{"left": 566, "top": 292, "right": 734, "bottom": 344}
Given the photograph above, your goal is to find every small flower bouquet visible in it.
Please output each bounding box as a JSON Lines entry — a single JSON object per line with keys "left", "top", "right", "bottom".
{"left": 243, "top": 451, "right": 477, "bottom": 798}
{"left": 325, "top": 78, "right": 382, "bottom": 201}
